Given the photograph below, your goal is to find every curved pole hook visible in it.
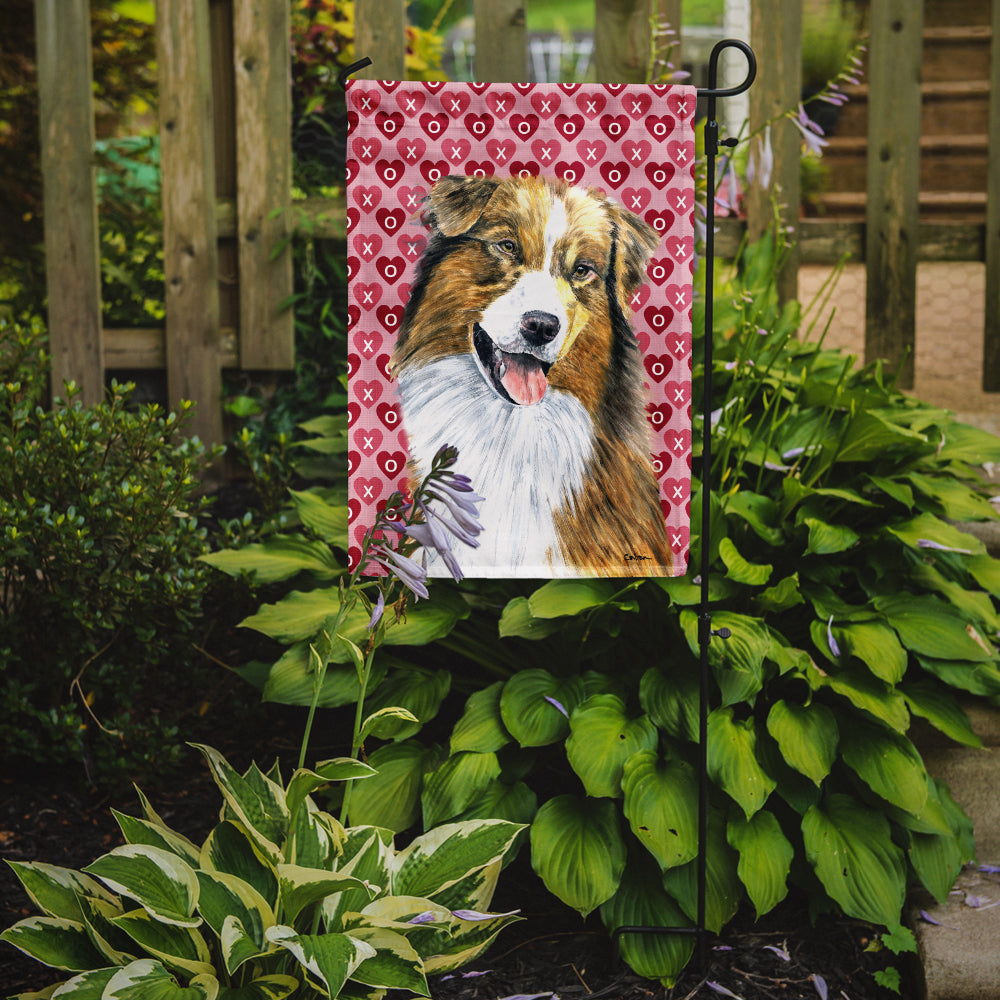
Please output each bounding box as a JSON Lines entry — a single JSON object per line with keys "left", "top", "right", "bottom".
{"left": 698, "top": 38, "right": 757, "bottom": 99}
{"left": 337, "top": 57, "right": 373, "bottom": 90}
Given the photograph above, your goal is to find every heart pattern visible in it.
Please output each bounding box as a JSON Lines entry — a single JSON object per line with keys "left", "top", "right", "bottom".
{"left": 347, "top": 80, "right": 697, "bottom": 574}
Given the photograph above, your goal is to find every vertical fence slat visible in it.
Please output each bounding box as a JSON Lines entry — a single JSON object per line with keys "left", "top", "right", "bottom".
{"left": 157, "top": 0, "right": 223, "bottom": 445}
{"left": 354, "top": 0, "right": 406, "bottom": 80}
{"left": 474, "top": 0, "right": 526, "bottom": 81}
{"left": 983, "top": 0, "right": 1000, "bottom": 390}
{"left": 233, "top": 0, "right": 294, "bottom": 369}
{"left": 746, "top": 0, "right": 801, "bottom": 304}
{"left": 34, "top": 0, "right": 103, "bottom": 405}
{"left": 594, "top": 0, "right": 658, "bottom": 83}
{"left": 864, "top": 0, "right": 923, "bottom": 389}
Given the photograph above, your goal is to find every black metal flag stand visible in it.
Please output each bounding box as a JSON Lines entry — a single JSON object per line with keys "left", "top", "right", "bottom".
{"left": 340, "top": 36, "right": 758, "bottom": 976}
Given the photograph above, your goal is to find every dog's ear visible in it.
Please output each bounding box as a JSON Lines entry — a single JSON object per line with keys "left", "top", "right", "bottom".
{"left": 608, "top": 205, "right": 660, "bottom": 297}
{"left": 426, "top": 175, "right": 500, "bottom": 236}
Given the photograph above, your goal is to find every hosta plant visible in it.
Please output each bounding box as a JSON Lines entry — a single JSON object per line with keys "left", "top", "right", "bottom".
{"left": 1, "top": 744, "right": 523, "bottom": 999}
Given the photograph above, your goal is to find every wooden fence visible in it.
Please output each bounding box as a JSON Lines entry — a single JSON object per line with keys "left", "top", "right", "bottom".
{"left": 33, "top": 0, "right": 1000, "bottom": 445}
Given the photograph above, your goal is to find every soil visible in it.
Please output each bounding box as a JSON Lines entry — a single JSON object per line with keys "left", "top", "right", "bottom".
{"left": 0, "top": 738, "right": 913, "bottom": 1000}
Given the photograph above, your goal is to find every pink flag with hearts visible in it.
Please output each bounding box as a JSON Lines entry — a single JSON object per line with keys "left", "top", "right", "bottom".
{"left": 347, "top": 80, "right": 696, "bottom": 579}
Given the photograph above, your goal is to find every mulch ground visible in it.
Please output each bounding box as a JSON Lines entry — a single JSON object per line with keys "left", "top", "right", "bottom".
{"left": 1, "top": 737, "right": 913, "bottom": 1000}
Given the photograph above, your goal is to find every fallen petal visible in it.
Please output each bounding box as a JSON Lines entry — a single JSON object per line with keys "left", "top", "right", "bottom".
{"left": 812, "top": 973, "right": 828, "bottom": 1000}
{"left": 707, "top": 983, "right": 743, "bottom": 999}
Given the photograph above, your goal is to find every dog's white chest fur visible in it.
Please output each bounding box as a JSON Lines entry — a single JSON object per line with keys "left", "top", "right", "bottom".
{"left": 396, "top": 355, "right": 595, "bottom": 577}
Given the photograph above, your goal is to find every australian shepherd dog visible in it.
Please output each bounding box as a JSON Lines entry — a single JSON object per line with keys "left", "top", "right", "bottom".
{"left": 391, "top": 174, "right": 675, "bottom": 577}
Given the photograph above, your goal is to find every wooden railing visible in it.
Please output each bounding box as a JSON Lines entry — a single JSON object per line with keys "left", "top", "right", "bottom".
{"left": 32, "top": 0, "right": 1000, "bottom": 445}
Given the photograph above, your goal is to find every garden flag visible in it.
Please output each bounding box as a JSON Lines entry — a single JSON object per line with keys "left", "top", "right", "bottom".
{"left": 346, "top": 80, "right": 696, "bottom": 578}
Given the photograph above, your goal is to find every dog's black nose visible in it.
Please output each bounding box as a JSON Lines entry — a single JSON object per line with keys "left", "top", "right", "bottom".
{"left": 520, "top": 310, "right": 561, "bottom": 346}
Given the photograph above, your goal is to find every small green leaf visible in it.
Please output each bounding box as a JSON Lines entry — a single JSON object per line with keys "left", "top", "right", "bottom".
{"left": 719, "top": 537, "right": 772, "bottom": 585}
{"left": 450, "top": 682, "right": 511, "bottom": 754}
{"left": 839, "top": 718, "right": 929, "bottom": 817}
{"left": 901, "top": 680, "right": 982, "bottom": 748}
{"left": 530, "top": 795, "right": 626, "bottom": 917}
{"left": 639, "top": 664, "right": 699, "bottom": 743}
{"left": 499, "top": 670, "right": 584, "bottom": 747}
{"left": 765, "top": 701, "right": 838, "bottom": 786}
{"left": 200, "top": 536, "right": 341, "bottom": 584}
{"left": 497, "top": 597, "right": 564, "bottom": 639}
{"left": 727, "top": 811, "right": 793, "bottom": 917}
{"left": 803, "top": 517, "right": 859, "bottom": 555}
{"left": 527, "top": 579, "right": 618, "bottom": 618}
{"left": 421, "top": 751, "right": 502, "bottom": 829}
{"left": 346, "top": 740, "right": 441, "bottom": 832}
{"left": 707, "top": 708, "right": 776, "bottom": 818}
{"left": 288, "top": 489, "right": 348, "bottom": 547}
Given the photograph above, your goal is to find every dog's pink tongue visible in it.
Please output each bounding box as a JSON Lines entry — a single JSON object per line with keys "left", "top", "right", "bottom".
{"left": 500, "top": 351, "right": 547, "bottom": 405}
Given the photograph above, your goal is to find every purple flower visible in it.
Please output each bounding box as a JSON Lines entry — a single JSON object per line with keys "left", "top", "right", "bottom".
{"left": 407, "top": 911, "right": 438, "bottom": 925}
{"left": 451, "top": 908, "right": 520, "bottom": 921}
{"left": 368, "top": 543, "right": 429, "bottom": 600}
{"left": 812, "top": 974, "right": 828, "bottom": 1000}
{"left": 917, "top": 538, "right": 973, "bottom": 554}
{"left": 367, "top": 589, "right": 385, "bottom": 630}
{"left": 747, "top": 124, "right": 774, "bottom": 190}
{"left": 791, "top": 104, "right": 828, "bottom": 156}
{"left": 826, "top": 616, "right": 841, "bottom": 658}
{"left": 544, "top": 695, "right": 569, "bottom": 717}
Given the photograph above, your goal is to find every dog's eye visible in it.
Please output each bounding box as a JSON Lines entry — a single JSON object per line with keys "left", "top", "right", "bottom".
{"left": 494, "top": 239, "right": 518, "bottom": 257}
{"left": 572, "top": 262, "right": 597, "bottom": 282}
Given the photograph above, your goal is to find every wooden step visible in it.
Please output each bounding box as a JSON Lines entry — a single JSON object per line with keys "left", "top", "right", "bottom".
{"left": 922, "top": 0, "right": 992, "bottom": 28}
{"left": 822, "top": 134, "right": 989, "bottom": 193}
{"left": 832, "top": 80, "right": 991, "bottom": 138}
{"left": 922, "top": 25, "right": 993, "bottom": 83}
{"left": 813, "top": 189, "right": 987, "bottom": 222}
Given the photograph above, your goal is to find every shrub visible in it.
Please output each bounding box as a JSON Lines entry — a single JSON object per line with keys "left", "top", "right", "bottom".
{"left": 0, "top": 317, "right": 220, "bottom": 783}
{"left": 1, "top": 743, "right": 524, "bottom": 998}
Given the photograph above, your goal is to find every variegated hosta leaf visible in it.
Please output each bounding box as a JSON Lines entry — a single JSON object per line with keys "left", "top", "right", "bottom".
{"left": 191, "top": 745, "right": 287, "bottom": 863}
{"left": 200, "top": 822, "right": 278, "bottom": 910}
{"left": 802, "top": 793, "right": 906, "bottom": 927}
{"left": 110, "top": 908, "right": 214, "bottom": 978}
{"left": 323, "top": 829, "right": 393, "bottom": 931}
{"left": 421, "top": 751, "right": 502, "bottom": 829}
{"left": 195, "top": 871, "right": 274, "bottom": 974}
{"left": 0, "top": 916, "right": 107, "bottom": 972}
{"left": 529, "top": 795, "right": 626, "bottom": 917}
{"left": 450, "top": 681, "right": 511, "bottom": 754}
{"left": 112, "top": 810, "right": 202, "bottom": 868}
{"left": 425, "top": 859, "right": 501, "bottom": 916}
{"left": 600, "top": 854, "right": 694, "bottom": 987}
{"left": 285, "top": 760, "right": 375, "bottom": 824}
{"left": 47, "top": 966, "right": 118, "bottom": 997}
{"left": 83, "top": 846, "right": 200, "bottom": 928}
{"left": 423, "top": 907, "right": 522, "bottom": 975}
{"left": 391, "top": 820, "right": 524, "bottom": 901}
{"left": 621, "top": 751, "right": 699, "bottom": 871}
{"left": 706, "top": 707, "right": 776, "bottom": 819}
{"left": 727, "top": 810, "right": 793, "bottom": 918}
{"left": 4, "top": 862, "right": 118, "bottom": 922}
{"left": 565, "top": 695, "right": 658, "bottom": 799}
{"left": 288, "top": 802, "right": 344, "bottom": 870}
{"left": 77, "top": 894, "right": 135, "bottom": 966}
{"left": 345, "top": 926, "right": 429, "bottom": 995}
{"left": 102, "top": 958, "right": 218, "bottom": 999}
{"left": 276, "top": 864, "right": 375, "bottom": 925}
{"left": 265, "top": 926, "right": 375, "bottom": 998}
{"left": 765, "top": 700, "right": 838, "bottom": 786}
{"left": 214, "top": 974, "right": 300, "bottom": 999}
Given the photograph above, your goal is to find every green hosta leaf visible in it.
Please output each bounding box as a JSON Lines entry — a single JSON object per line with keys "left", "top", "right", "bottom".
{"left": 834, "top": 621, "right": 907, "bottom": 684}
{"left": 530, "top": 795, "right": 626, "bottom": 917}
{"left": 906, "top": 472, "right": 998, "bottom": 522}
{"left": 288, "top": 489, "right": 349, "bottom": 547}
{"left": 802, "top": 793, "right": 906, "bottom": 926}
{"left": 111, "top": 909, "right": 214, "bottom": 978}
{"left": 363, "top": 667, "right": 451, "bottom": 740}
{"left": 346, "top": 926, "right": 428, "bottom": 994}
{"left": 839, "top": 718, "right": 929, "bottom": 817}
{"left": 916, "top": 655, "right": 1000, "bottom": 697}
{"left": 680, "top": 610, "right": 770, "bottom": 706}
{"left": 216, "top": 975, "right": 299, "bottom": 1000}
{"left": 265, "top": 926, "right": 375, "bottom": 997}
{"left": 191, "top": 746, "right": 287, "bottom": 862}
{"left": 5, "top": 862, "right": 118, "bottom": 923}
{"left": 707, "top": 708, "right": 776, "bottom": 818}
{"left": 200, "top": 535, "right": 340, "bottom": 584}
{"left": 835, "top": 410, "right": 927, "bottom": 463}
{"left": 527, "top": 579, "right": 619, "bottom": 617}
{"left": 421, "top": 751, "right": 502, "bottom": 828}
{"left": 639, "top": 664, "right": 699, "bottom": 742}
{"left": 875, "top": 594, "right": 995, "bottom": 662}
{"left": 360, "top": 707, "right": 421, "bottom": 742}
{"left": 803, "top": 517, "right": 859, "bottom": 556}
{"left": 661, "top": 811, "right": 741, "bottom": 934}
{"left": 347, "top": 740, "right": 442, "bottom": 832}
{"left": 911, "top": 562, "right": 1000, "bottom": 633}
{"left": 565, "top": 695, "right": 658, "bottom": 798}
{"left": 901, "top": 680, "right": 982, "bottom": 748}
{"left": 718, "top": 537, "right": 772, "bottom": 586}
{"left": 195, "top": 871, "right": 273, "bottom": 974}
{"left": 807, "top": 660, "right": 910, "bottom": 732}
{"left": 112, "top": 812, "right": 201, "bottom": 868}
{"left": 866, "top": 474, "right": 914, "bottom": 509}
{"left": 600, "top": 854, "right": 694, "bottom": 987}
{"left": 83, "top": 846, "right": 200, "bottom": 928}
{"left": 200, "top": 822, "right": 278, "bottom": 910}
{"left": 103, "top": 959, "right": 218, "bottom": 1000}
{"left": 499, "top": 670, "right": 584, "bottom": 747}
{"left": 277, "top": 865, "right": 374, "bottom": 925}
{"left": 755, "top": 573, "right": 804, "bottom": 614}
{"left": 724, "top": 490, "right": 784, "bottom": 546}
{"left": 886, "top": 512, "right": 985, "bottom": 556}
{"left": 453, "top": 779, "right": 538, "bottom": 827}
{"left": 765, "top": 700, "right": 838, "bottom": 786}
{"left": 967, "top": 553, "right": 1000, "bottom": 597}
{"left": 0, "top": 916, "right": 107, "bottom": 971}
{"left": 497, "top": 597, "right": 565, "bottom": 640}
{"left": 450, "top": 682, "right": 511, "bottom": 754}
{"left": 909, "top": 813, "right": 966, "bottom": 906}
{"left": 261, "top": 643, "right": 387, "bottom": 709}
{"left": 727, "top": 811, "right": 793, "bottom": 918}
{"left": 621, "top": 751, "right": 698, "bottom": 871}
{"left": 393, "top": 820, "right": 524, "bottom": 900}
{"left": 285, "top": 759, "right": 376, "bottom": 822}
{"left": 935, "top": 421, "right": 1000, "bottom": 464}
